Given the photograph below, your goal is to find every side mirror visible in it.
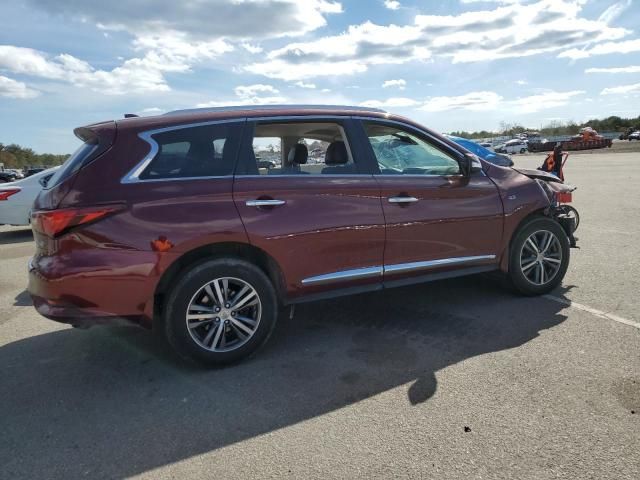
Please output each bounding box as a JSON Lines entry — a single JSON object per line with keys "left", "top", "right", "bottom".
{"left": 461, "top": 153, "right": 483, "bottom": 176}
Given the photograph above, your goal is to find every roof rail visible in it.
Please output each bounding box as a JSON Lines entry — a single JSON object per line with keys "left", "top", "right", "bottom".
{"left": 164, "top": 104, "right": 387, "bottom": 116}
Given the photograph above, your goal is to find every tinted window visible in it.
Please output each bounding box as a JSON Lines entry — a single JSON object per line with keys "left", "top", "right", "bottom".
{"left": 140, "top": 123, "right": 241, "bottom": 180}
{"left": 243, "top": 122, "right": 359, "bottom": 176}
{"left": 364, "top": 123, "right": 460, "bottom": 176}
{"left": 44, "top": 142, "right": 97, "bottom": 189}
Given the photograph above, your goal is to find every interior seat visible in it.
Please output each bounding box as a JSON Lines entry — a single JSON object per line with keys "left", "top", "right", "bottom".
{"left": 276, "top": 143, "right": 309, "bottom": 175}
{"left": 321, "top": 141, "right": 355, "bottom": 174}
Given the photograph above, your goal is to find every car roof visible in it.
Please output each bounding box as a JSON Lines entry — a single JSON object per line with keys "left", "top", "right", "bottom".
{"left": 115, "top": 104, "right": 392, "bottom": 131}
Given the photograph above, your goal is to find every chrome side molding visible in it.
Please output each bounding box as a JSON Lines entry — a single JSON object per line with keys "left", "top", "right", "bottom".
{"left": 384, "top": 255, "right": 496, "bottom": 274}
{"left": 301, "top": 266, "right": 383, "bottom": 285}
{"left": 300, "top": 255, "right": 496, "bottom": 285}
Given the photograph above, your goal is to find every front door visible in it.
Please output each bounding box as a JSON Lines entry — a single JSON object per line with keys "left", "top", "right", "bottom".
{"left": 232, "top": 117, "right": 385, "bottom": 300}
{"left": 358, "top": 119, "right": 503, "bottom": 282}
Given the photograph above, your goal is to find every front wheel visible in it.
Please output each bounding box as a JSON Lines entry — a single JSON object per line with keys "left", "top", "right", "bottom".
{"left": 163, "top": 258, "right": 278, "bottom": 365}
{"left": 520, "top": 148, "right": 526, "bottom": 154}
{"left": 508, "top": 217, "right": 570, "bottom": 295}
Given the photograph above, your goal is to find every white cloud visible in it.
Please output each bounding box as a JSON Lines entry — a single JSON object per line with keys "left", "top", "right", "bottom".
{"left": 295, "top": 81, "right": 317, "bottom": 89}
{"left": 361, "top": 89, "right": 584, "bottom": 113}
{"left": 585, "top": 65, "right": 640, "bottom": 74}
{"left": 601, "top": 82, "right": 640, "bottom": 95}
{"left": 420, "top": 91, "right": 503, "bottom": 112}
{"left": 360, "top": 97, "right": 419, "bottom": 108}
{"left": 234, "top": 84, "right": 280, "bottom": 98}
{"left": 558, "top": 39, "right": 640, "bottom": 60}
{"left": 384, "top": 1, "right": 401, "bottom": 10}
{"left": 0, "top": 75, "right": 39, "bottom": 99}
{"left": 0, "top": 37, "right": 232, "bottom": 95}
{"left": 241, "top": 43, "right": 264, "bottom": 54}
{"left": 510, "top": 90, "right": 584, "bottom": 113}
{"left": 598, "top": 0, "right": 632, "bottom": 24}
{"left": 516, "top": 79, "right": 528, "bottom": 85}
{"left": 382, "top": 79, "right": 406, "bottom": 89}
{"left": 198, "top": 84, "right": 287, "bottom": 107}
{"left": 247, "top": 0, "right": 630, "bottom": 81}
{"left": 26, "top": 0, "right": 343, "bottom": 39}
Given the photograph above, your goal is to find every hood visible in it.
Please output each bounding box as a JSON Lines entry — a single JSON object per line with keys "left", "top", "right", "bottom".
{"left": 512, "top": 167, "right": 563, "bottom": 183}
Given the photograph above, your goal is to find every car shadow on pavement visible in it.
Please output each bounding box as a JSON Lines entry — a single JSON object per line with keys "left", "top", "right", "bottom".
{"left": 0, "top": 228, "right": 33, "bottom": 245}
{"left": 0, "top": 276, "right": 569, "bottom": 479}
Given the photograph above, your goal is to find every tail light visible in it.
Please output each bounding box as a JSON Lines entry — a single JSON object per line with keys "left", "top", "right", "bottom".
{"left": 0, "top": 188, "right": 21, "bottom": 201}
{"left": 31, "top": 204, "right": 125, "bottom": 238}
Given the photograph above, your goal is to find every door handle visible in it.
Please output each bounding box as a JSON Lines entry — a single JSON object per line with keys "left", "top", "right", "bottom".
{"left": 388, "top": 196, "right": 419, "bottom": 204}
{"left": 245, "top": 199, "right": 286, "bottom": 207}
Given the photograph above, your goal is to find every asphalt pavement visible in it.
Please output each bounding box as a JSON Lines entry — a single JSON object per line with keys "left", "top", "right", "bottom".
{"left": 0, "top": 151, "right": 638, "bottom": 479}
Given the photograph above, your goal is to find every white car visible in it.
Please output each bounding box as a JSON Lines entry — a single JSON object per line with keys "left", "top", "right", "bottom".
{"left": 0, "top": 167, "right": 59, "bottom": 226}
{"left": 496, "top": 139, "right": 528, "bottom": 154}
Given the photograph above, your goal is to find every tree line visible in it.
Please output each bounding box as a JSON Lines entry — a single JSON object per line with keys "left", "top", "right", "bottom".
{"left": 449, "top": 115, "right": 640, "bottom": 139}
{"left": 0, "top": 143, "right": 70, "bottom": 170}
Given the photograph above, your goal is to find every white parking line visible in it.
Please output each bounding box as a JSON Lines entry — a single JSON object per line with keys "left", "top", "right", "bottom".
{"left": 544, "top": 295, "right": 640, "bottom": 330}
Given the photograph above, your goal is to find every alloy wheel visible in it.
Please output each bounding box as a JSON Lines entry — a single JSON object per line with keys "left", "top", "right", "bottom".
{"left": 186, "top": 277, "right": 262, "bottom": 352}
{"left": 519, "top": 230, "right": 563, "bottom": 286}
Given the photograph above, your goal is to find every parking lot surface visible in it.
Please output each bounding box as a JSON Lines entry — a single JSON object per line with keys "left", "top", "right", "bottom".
{"left": 1, "top": 151, "right": 638, "bottom": 479}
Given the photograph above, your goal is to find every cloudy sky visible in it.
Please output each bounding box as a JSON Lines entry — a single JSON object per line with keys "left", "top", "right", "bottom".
{"left": 1, "top": 0, "right": 639, "bottom": 153}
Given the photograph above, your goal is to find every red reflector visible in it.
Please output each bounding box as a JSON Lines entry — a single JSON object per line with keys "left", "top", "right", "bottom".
{"left": 0, "top": 188, "right": 21, "bottom": 201}
{"left": 557, "top": 192, "right": 572, "bottom": 203}
{"left": 31, "top": 205, "right": 124, "bottom": 238}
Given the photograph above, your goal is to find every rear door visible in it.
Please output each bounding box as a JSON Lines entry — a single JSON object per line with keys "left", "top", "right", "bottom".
{"left": 357, "top": 119, "right": 503, "bottom": 284}
{"left": 232, "top": 117, "right": 385, "bottom": 300}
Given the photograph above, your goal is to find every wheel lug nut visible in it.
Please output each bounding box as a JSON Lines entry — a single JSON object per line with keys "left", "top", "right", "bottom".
{"left": 231, "top": 311, "right": 236, "bottom": 316}
{"left": 225, "top": 303, "right": 230, "bottom": 308}
{"left": 215, "top": 318, "right": 220, "bottom": 323}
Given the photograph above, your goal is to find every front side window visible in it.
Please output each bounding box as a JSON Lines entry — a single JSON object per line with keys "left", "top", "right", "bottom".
{"left": 245, "top": 121, "right": 359, "bottom": 175}
{"left": 364, "top": 122, "right": 460, "bottom": 176}
{"left": 140, "top": 123, "right": 240, "bottom": 180}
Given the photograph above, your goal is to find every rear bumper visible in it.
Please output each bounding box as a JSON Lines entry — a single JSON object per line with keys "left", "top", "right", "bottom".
{"left": 27, "top": 250, "right": 164, "bottom": 328}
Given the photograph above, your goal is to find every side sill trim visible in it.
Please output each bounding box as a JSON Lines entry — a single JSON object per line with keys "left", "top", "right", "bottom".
{"left": 301, "top": 266, "right": 383, "bottom": 285}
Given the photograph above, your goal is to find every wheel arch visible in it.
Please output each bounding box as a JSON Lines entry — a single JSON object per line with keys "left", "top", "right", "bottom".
{"left": 499, "top": 207, "right": 550, "bottom": 272}
{"left": 152, "top": 242, "right": 286, "bottom": 327}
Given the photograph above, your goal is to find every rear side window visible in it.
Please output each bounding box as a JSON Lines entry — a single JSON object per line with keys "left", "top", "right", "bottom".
{"left": 44, "top": 142, "right": 98, "bottom": 190}
{"left": 139, "top": 122, "right": 241, "bottom": 180}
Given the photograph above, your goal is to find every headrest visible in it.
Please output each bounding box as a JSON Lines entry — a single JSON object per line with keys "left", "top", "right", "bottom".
{"left": 325, "top": 141, "right": 348, "bottom": 165}
{"left": 287, "top": 144, "right": 308, "bottom": 165}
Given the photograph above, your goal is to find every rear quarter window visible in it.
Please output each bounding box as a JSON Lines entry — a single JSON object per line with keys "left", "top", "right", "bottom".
{"left": 44, "top": 142, "right": 98, "bottom": 190}
{"left": 139, "top": 122, "right": 242, "bottom": 180}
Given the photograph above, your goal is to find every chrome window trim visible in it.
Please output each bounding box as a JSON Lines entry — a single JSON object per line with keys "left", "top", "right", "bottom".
{"left": 300, "top": 255, "right": 497, "bottom": 285}
{"left": 121, "top": 118, "right": 243, "bottom": 184}
{"left": 301, "top": 266, "right": 383, "bottom": 285}
{"left": 165, "top": 104, "right": 386, "bottom": 116}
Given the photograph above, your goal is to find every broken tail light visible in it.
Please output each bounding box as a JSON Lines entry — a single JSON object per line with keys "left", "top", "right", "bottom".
{"left": 31, "top": 204, "right": 125, "bottom": 238}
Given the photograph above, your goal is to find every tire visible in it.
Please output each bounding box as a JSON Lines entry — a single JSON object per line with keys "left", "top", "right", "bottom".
{"left": 520, "top": 148, "right": 526, "bottom": 154}
{"left": 560, "top": 205, "right": 580, "bottom": 231}
{"left": 163, "top": 258, "right": 278, "bottom": 366}
{"left": 507, "top": 217, "right": 570, "bottom": 296}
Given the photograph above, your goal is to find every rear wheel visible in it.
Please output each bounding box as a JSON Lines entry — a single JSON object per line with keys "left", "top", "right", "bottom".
{"left": 520, "top": 148, "right": 526, "bottom": 154}
{"left": 507, "top": 217, "right": 570, "bottom": 295}
{"left": 163, "top": 258, "right": 278, "bottom": 365}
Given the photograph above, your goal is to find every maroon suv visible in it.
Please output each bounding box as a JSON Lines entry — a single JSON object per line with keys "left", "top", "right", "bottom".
{"left": 28, "top": 105, "right": 576, "bottom": 365}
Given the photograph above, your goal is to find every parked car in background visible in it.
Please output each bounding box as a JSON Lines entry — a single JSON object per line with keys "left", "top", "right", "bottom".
{"left": 479, "top": 142, "right": 493, "bottom": 148}
{"left": 446, "top": 135, "right": 514, "bottom": 167}
{"left": 0, "top": 170, "right": 18, "bottom": 183}
{"left": 24, "top": 167, "right": 46, "bottom": 177}
{"left": 28, "top": 105, "right": 576, "bottom": 365}
{"left": 0, "top": 167, "right": 59, "bottom": 225}
{"left": 495, "top": 139, "right": 528, "bottom": 154}
{"left": 629, "top": 131, "right": 640, "bottom": 141}
{"left": 3, "top": 169, "right": 24, "bottom": 179}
